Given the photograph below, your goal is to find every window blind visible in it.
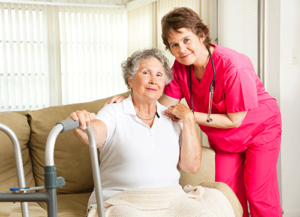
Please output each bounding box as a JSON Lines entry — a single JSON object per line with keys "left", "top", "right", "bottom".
{"left": 59, "top": 6, "right": 128, "bottom": 105}
{"left": 218, "top": 0, "right": 258, "bottom": 73}
{"left": 0, "top": 3, "right": 128, "bottom": 111}
{"left": 127, "top": 1, "right": 157, "bottom": 56}
{"left": 0, "top": 3, "right": 49, "bottom": 111}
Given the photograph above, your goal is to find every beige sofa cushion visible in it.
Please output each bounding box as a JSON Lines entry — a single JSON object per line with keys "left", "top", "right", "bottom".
{"left": 0, "top": 112, "right": 35, "bottom": 192}
{"left": 38, "top": 193, "right": 91, "bottom": 217}
{"left": 0, "top": 202, "right": 47, "bottom": 217}
{"left": 179, "top": 147, "right": 215, "bottom": 187}
{"left": 25, "top": 95, "right": 121, "bottom": 194}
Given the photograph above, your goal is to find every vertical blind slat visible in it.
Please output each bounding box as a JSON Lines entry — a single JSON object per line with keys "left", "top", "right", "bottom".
{"left": 102, "top": 8, "right": 107, "bottom": 97}
{"left": 78, "top": 7, "right": 86, "bottom": 102}
{"left": 0, "top": 4, "right": 8, "bottom": 111}
{"left": 42, "top": 5, "right": 50, "bottom": 108}
{"left": 35, "top": 5, "right": 43, "bottom": 109}
{"left": 14, "top": 4, "right": 23, "bottom": 110}
{"left": 7, "top": 4, "right": 16, "bottom": 110}
{"left": 28, "top": 4, "right": 37, "bottom": 109}
{"left": 96, "top": 8, "right": 101, "bottom": 98}
{"left": 84, "top": 7, "right": 91, "bottom": 102}
{"left": 117, "top": 9, "right": 124, "bottom": 93}
{"left": 122, "top": 9, "right": 127, "bottom": 93}
{"left": 100, "top": 8, "right": 106, "bottom": 98}
{"left": 66, "top": 6, "right": 74, "bottom": 104}
{"left": 90, "top": 8, "right": 97, "bottom": 100}
{"left": 60, "top": 6, "right": 68, "bottom": 104}
{"left": 21, "top": 4, "right": 29, "bottom": 109}
{"left": 73, "top": 6, "right": 80, "bottom": 104}
{"left": 0, "top": 3, "right": 9, "bottom": 111}
{"left": 111, "top": 9, "right": 117, "bottom": 95}
{"left": 107, "top": 9, "right": 112, "bottom": 96}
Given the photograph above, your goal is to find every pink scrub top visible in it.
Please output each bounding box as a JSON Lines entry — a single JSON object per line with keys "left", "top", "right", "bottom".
{"left": 164, "top": 44, "right": 281, "bottom": 153}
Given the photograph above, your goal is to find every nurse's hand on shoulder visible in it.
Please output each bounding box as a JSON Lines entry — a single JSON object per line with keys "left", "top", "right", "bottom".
{"left": 105, "top": 95, "right": 127, "bottom": 105}
{"left": 164, "top": 103, "right": 194, "bottom": 123}
{"left": 67, "top": 110, "right": 96, "bottom": 144}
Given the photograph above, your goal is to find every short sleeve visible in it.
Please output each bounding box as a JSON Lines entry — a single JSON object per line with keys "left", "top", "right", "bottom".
{"left": 224, "top": 68, "right": 258, "bottom": 113}
{"left": 163, "top": 61, "right": 184, "bottom": 99}
{"left": 95, "top": 104, "right": 116, "bottom": 145}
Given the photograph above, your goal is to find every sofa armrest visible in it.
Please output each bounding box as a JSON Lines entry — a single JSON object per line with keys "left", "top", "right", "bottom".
{"left": 199, "top": 182, "right": 243, "bottom": 217}
{"left": 179, "top": 146, "right": 215, "bottom": 187}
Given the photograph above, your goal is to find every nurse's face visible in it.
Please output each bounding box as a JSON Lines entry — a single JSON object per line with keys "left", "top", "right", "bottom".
{"left": 128, "top": 57, "right": 166, "bottom": 102}
{"left": 168, "top": 28, "right": 206, "bottom": 66}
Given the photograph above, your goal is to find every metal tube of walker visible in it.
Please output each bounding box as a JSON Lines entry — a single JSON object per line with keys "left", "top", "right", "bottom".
{"left": 0, "top": 123, "right": 29, "bottom": 217}
{"left": 86, "top": 125, "right": 105, "bottom": 217}
{"left": 50, "top": 119, "right": 105, "bottom": 216}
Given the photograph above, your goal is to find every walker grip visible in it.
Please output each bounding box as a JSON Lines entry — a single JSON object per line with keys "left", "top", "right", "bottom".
{"left": 56, "top": 119, "right": 80, "bottom": 132}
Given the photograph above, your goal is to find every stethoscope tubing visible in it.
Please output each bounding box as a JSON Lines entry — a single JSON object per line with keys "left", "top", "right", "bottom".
{"left": 189, "top": 46, "right": 216, "bottom": 123}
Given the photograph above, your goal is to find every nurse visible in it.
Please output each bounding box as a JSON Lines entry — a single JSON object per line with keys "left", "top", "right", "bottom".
{"left": 107, "top": 7, "right": 282, "bottom": 217}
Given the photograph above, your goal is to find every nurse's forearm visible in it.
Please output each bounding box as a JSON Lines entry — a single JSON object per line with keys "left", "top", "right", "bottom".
{"left": 178, "top": 114, "right": 202, "bottom": 174}
{"left": 193, "top": 111, "right": 247, "bottom": 129}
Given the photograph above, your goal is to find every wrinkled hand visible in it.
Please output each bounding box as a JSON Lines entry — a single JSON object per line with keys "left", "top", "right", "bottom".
{"left": 105, "top": 95, "right": 127, "bottom": 105}
{"left": 67, "top": 110, "right": 96, "bottom": 143}
{"left": 164, "top": 103, "right": 194, "bottom": 122}
{"left": 67, "top": 110, "right": 96, "bottom": 145}
{"left": 67, "top": 110, "right": 96, "bottom": 130}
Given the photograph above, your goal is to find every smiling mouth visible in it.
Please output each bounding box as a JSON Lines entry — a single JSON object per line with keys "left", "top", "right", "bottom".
{"left": 182, "top": 53, "right": 192, "bottom": 58}
{"left": 147, "top": 88, "right": 157, "bottom": 91}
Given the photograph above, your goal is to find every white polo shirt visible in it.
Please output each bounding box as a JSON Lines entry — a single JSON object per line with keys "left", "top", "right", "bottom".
{"left": 88, "top": 96, "right": 182, "bottom": 207}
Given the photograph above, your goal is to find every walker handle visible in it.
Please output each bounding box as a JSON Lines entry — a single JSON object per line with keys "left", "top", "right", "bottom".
{"left": 56, "top": 119, "right": 80, "bottom": 132}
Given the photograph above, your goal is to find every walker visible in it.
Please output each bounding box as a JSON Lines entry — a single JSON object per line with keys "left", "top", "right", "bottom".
{"left": 0, "top": 119, "right": 105, "bottom": 217}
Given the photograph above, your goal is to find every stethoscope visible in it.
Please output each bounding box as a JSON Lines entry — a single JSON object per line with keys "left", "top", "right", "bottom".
{"left": 189, "top": 46, "right": 216, "bottom": 123}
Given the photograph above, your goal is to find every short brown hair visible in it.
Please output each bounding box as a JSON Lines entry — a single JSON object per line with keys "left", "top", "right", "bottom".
{"left": 161, "top": 7, "right": 211, "bottom": 51}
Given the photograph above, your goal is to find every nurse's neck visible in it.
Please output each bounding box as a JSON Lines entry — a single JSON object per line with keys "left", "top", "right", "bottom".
{"left": 193, "top": 46, "right": 214, "bottom": 82}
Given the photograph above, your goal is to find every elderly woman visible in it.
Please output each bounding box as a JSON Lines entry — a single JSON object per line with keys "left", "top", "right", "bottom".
{"left": 107, "top": 7, "right": 282, "bottom": 217}
{"left": 70, "top": 49, "right": 235, "bottom": 217}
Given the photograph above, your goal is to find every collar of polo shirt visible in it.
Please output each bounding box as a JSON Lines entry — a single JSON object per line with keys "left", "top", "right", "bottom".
{"left": 123, "top": 95, "right": 167, "bottom": 119}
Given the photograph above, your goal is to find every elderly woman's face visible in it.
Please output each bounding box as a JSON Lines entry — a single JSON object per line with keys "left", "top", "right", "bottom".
{"left": 168, "top": 28, "right": 206, "bottom": 66}
{"left": 128, "top": 57, "right": 165, "bottom": 101}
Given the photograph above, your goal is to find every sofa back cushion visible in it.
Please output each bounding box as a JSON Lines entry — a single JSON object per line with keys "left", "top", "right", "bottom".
{"left": 0, "top": 112, "right": 35, "bottom": 192}
{"left": 179, "top": 147, "right": 215, "bottom": 187}
{"left": 26, "top": 96, "right": 118, "bottom": 194}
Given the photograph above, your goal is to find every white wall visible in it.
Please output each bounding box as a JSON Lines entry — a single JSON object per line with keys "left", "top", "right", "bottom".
{"left": 265, "top": 0, "right": 300, "bottom": 216}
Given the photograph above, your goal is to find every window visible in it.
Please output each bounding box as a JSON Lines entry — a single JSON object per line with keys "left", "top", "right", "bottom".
{"left": 218, "top": 0, "right": 258, "bottom": 73}
{"left": 0, "top": 3, "right": 127, "bottom": 111}
{"left": 58, "top": 7, "right": 127, "bottom": 105}
{"left": 0, "top": 4, "right": 49, "bottom": 111}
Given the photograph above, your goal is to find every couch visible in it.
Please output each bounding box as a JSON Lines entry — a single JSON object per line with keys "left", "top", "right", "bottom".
{"left": 0, "top": 93, "right": 243, "bottom": 217}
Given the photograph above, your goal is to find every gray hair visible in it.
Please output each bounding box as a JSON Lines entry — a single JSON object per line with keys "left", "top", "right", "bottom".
{"left": 121, "top": 48, "right": 173, "bottom": 89}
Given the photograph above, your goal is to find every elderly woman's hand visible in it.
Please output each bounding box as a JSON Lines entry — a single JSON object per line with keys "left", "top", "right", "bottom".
{"left": 67, "top": 110, "right": 96, "bottom": 145}
{"left": 164, "top": 103, "right": 194, "bottom": 122}
{"left": 69, "top": 110, "right": 96, "bottom": 130}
